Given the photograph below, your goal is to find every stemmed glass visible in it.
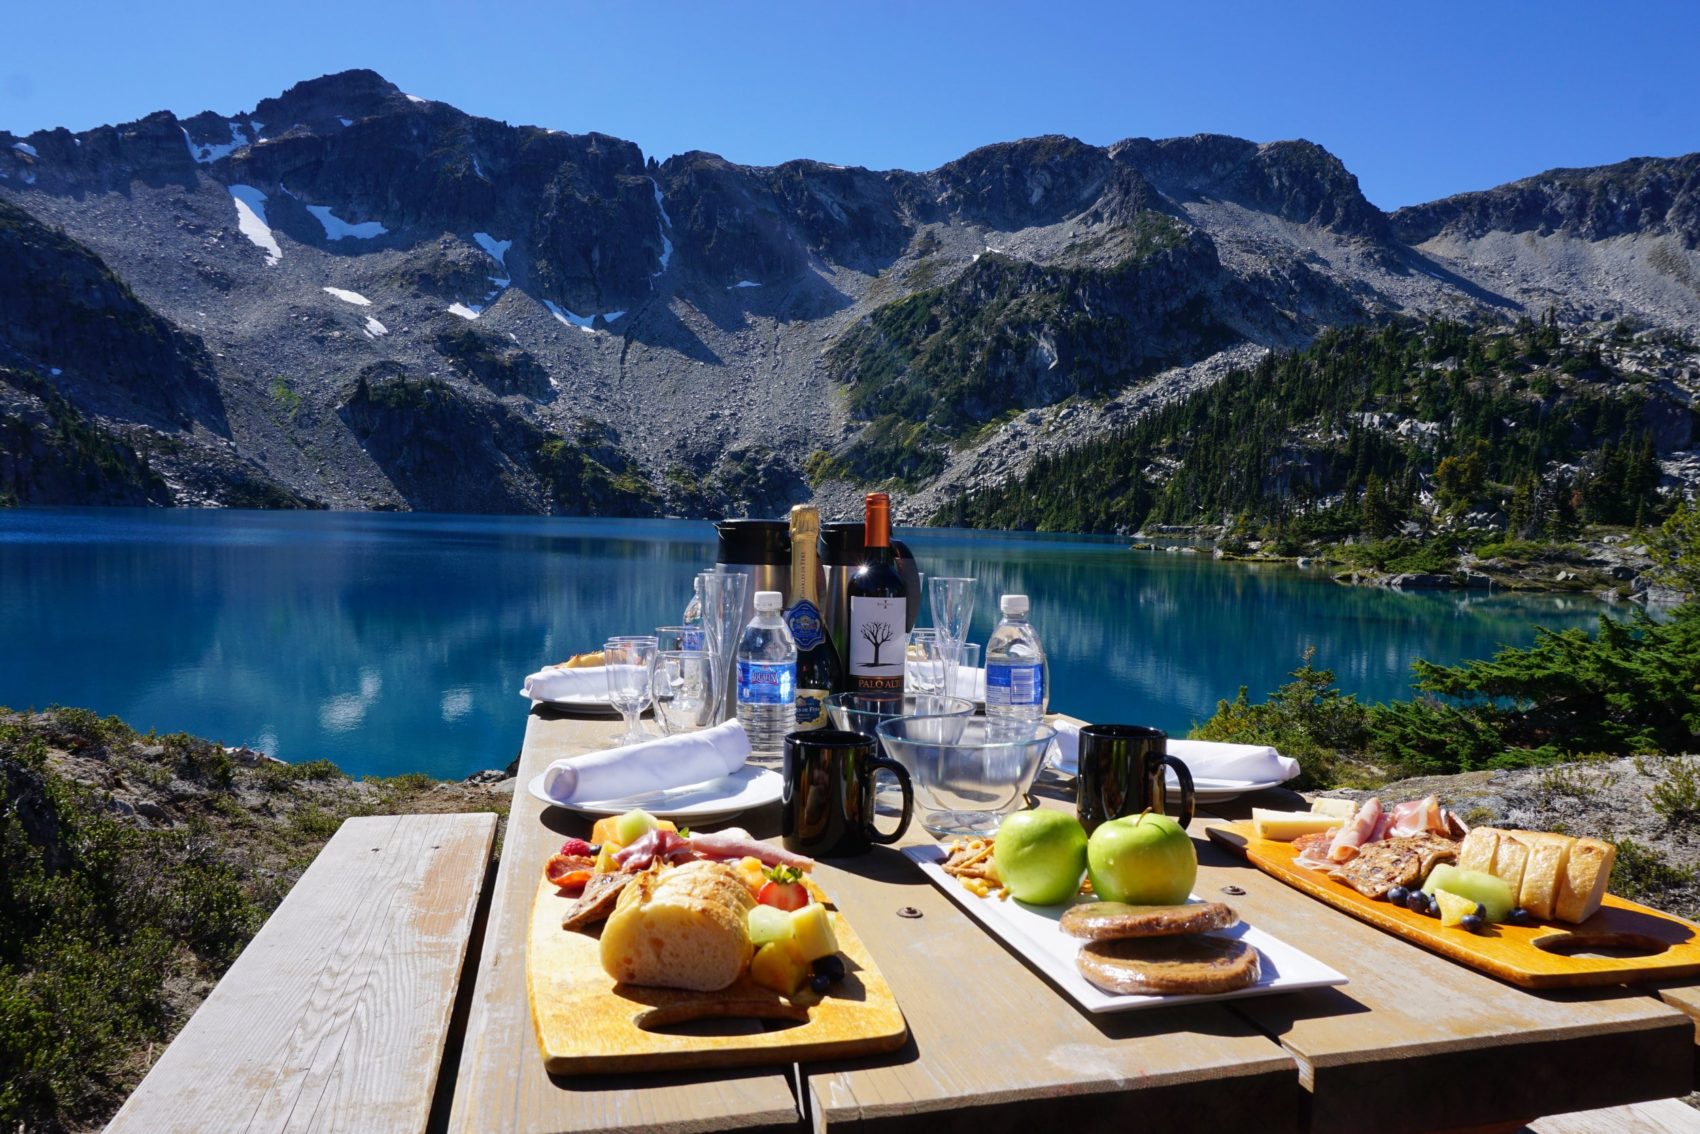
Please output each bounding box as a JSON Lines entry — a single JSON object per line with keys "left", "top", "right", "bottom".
{"left": 697, "top": 570, "right": 749, "bottom": 724}
{"left": 603, "top": 638, "right": 656, "bottom": 746}
{"left": 652, "top": 650, "right": 716, "bottom": 735}
{"left": 928, "top": 576, "right": 977, "bottom": 704}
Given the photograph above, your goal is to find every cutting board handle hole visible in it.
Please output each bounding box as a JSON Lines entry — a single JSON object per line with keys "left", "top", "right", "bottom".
{"left": 634, "top": 1000, "right": 809, "bottom": 1036}
{"left": 1532, "top": 932, "right": 1671, "bottom": 959}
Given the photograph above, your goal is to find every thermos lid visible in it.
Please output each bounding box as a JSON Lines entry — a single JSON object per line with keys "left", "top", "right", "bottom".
{"left": 818, "top": 521, "right": 865, "bottom": 565}
{"left": 715, "top": 519, "right": 789, "bottom": 564}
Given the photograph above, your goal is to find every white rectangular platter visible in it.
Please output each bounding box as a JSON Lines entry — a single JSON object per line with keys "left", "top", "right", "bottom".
{"left": 904, "top": 844, "right": 1347, "bottom": 1014}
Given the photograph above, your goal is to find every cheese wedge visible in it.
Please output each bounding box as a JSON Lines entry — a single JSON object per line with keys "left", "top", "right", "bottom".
{"left": 1308, "top": 797, "right": 1357, "bottom": 820}
{"left": 1554, "top": 837, "right": 1617, "bottom": 924}
{"left": 1252, "top": 809, "right": 1343, "bottom": 842}
{"left": 1491, "top": 833, "right": 1530, "bottom": 897}
{"left": 1515, "top": 832, "right": 1573, "bottom": 921}
{"left": 1456, "top": 827, "right": 1500, "bottom": 875}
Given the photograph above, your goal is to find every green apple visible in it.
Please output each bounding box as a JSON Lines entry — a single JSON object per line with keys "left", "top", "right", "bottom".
{"left": 993, "top": 810, "right": 1089, "bottom": 905}
{"left": 1086, "top": 811, "right": 1196, "bottom": 905}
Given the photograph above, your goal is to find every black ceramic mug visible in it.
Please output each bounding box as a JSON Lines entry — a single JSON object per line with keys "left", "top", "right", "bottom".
{"left": 782, "top": 729, "right": 913, "bottom": 857}
{"left": 1075, "top": 724, "right": 1196, "bottom": 834}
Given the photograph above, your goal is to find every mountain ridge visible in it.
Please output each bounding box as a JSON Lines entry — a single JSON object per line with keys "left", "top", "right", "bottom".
{"left": 2, "top": 69, "right": 1697, "bottom": 517}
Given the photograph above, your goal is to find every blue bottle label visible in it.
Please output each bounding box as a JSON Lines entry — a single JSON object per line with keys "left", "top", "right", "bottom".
{"left": 681, "top": 626, "right": 705, "bottom": 651}
{"left": 785, "top": 599, "right": 826, "bottom": 652}
{"left": 737, "top": 660, "right": 796, "bottom": 706}
{"left": 985, "top": 663, "right": 1044, "bottom": 707}
{"left": 794, "top": 688, "right": 828, "bottom": 728}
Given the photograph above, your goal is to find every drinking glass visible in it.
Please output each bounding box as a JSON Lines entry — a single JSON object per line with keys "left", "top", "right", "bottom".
{"left": 905, "top": 629, "right": 944, "bottom": 695}
{"left": 654, "top": 625, "right": 701, "bottom": 653}
{"left": 651, "top": 650, "right": 716, "bottom": 736}
{"left": 928, "top": 576, "right": 977, "bottom": 701}
{"left": 876, "top": 716, "right": 1057, "bottom": 838}
{"left": 949, "top": 643, "right": 982, "bottom": 701}
{"left": 603, "top": 639, "right": 655, "bottom": 746}
{"left": 698, "top": 570, "right": 749, "bottom": 724}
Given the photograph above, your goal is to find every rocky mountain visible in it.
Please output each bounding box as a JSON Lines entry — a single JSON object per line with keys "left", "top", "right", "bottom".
{"left": 1, "top": 69, "right": 1697, "bottom": 516}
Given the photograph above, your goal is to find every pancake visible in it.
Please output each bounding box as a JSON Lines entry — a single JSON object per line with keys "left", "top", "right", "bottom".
{"left": 1076, "top": 935, "right": 1260, "bottom": 995}
{"left": 1059, "top": 901, "right": 1238, "bottom": 941}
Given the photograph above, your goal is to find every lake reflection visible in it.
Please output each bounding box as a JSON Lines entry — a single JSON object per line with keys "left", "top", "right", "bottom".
{"left": 0, "top": 510, "right": 1620, "bottom": 779}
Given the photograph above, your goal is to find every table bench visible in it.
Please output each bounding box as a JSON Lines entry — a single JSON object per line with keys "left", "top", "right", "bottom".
{"left": 104, "top": 812, "right": 498, "bottom": 1134}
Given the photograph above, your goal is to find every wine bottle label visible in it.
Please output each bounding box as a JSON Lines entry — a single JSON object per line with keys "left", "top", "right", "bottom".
{"left": 848, "top": 596, "right": 905, "bottom": 690}
{"left": 784, "top": 599, "right": 826, "bottom": 652}
{"left": 986, "top": 662, "right": 1045, "bottom": 707}
{"left": 737, "top": 660, "right": 796, "bottom": 705}
{"left": 794, "top": 688, "right": 829, "bottom": 729}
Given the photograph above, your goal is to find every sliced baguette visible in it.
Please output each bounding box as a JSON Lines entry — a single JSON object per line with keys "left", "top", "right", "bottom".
{"left": 600, "top": 860, "right": 755, "bottom": 991}
{"left": 1491, "top": 833, "right": 1530, "bottom": 898}
{"left": 1554, "top": 837, "right": 1617, "bottom": 924}
{"left": 1513, "top": 832, "right": 1573, "bottom": 921}
{"left": 1456, "top": 827, "right": 1500, "bottom": 875}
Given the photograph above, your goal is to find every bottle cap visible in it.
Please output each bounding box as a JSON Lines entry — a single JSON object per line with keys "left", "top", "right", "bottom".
{"left": 1000, "top": 594, "right": 1029, "bottom": 615}
{"left": 754, "top": 590, "right": 783, "bottom": 611}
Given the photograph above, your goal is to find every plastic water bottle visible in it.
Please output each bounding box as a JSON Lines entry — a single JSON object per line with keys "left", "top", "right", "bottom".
{"left": 737, "top": 590, "right": 797, "bottom": 761}
{"left": 681, "top": 575, "right": 705, "bottom": 651}
{"left": 984, "top": 594, "right": 1048, "bottom": 725}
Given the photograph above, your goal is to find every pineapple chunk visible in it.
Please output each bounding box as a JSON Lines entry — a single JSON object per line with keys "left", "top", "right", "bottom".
{"left": 787, "top": 903, "right": 839, "bottom": 963}
{"left": 733, "top": 856, "right": 767, "bottom": 898}
{"left": 1433, "top": 889, "right": 1477, "bottom": 928}
{"left": 750, "top": 940, "right": 809, "bottom": 996}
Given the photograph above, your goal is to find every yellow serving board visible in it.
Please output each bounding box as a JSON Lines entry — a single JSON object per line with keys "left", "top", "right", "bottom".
{"left": 527, "top": 875, "right": 908, "bottom": 1074}
{"left": 1208, "top": 821, "right": 1700, "bottom": 989}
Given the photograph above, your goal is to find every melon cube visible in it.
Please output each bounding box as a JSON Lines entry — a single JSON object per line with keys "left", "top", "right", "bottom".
{"left": 748, "top": 904, "right": 793, "bottom": 947}
{"left": 787, "top": 902, "right": 839, "bottom": 963}
{"left": 750, "top": 940, "right": 808, "bottom": 996}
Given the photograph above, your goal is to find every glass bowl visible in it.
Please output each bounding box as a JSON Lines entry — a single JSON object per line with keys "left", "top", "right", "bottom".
{"left": 875, "top": 716, "right": 1057, "bottom": 838}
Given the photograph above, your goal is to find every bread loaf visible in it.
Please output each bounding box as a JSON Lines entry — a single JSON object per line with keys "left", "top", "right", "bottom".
{"left": 1491, "top": 834, "right": 1530, "bottom": 898}
{"left": 1456, "top": 827, "right": 1500, "bottom": 874}
{"left": 1554, "top": 837, "right": 1616, "bottom": 924}
{"left": 599, "top": 860, "right": 755, "bottom": 991}
{"left": 1515, "top": 833, "right": 1572, "bottom": 921}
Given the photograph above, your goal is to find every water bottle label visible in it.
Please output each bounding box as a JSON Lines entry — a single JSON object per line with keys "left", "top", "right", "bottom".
{"left": 986, "top": 663, "right": 1044, "bottom": 708}
{"left": 681, "top": 626, "right": 704, "bottom": 651}
{"left": 794, "top": 688, "right": 828, "bottom": 729}
{"left": 784, "top": 599, "right": 826, "bottom": 651}
{"left": 737, "top": 660, "right": 796, "bottom": 705}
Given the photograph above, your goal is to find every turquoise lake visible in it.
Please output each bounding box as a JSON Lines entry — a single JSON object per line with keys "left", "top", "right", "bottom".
{"left": 0, "top": 509, "right": 1620, "bottom": 780}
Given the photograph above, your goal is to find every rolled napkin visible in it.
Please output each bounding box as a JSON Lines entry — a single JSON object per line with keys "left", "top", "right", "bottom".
{"left": 1048, "top": 718, "right": 1300, "bottom": 784}
{"left": 541, "top": 718, "right": 751, "bottom": 805}
{"left": 521, "top": 664, "right": 609, "bottom": 702}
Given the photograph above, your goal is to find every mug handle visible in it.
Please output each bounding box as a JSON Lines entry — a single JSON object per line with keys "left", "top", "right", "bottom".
{"left": 1162, "top": 755, "right": 1196, "bottom": 830}
{"left": 864, "top": 755, "right": 913, "bottom": 845}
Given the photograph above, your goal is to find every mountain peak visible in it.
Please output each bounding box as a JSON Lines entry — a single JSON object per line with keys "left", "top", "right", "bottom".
{"left": 250, "top": 69, "right": 403, "bottom": 130}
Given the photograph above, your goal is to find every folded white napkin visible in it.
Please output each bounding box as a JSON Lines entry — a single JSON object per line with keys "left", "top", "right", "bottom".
{"left": 949, "top": 666, "right": 987, "bottom": 702}
{"left": 521, "top": 664, "right": 608, "bottom": 702}
{"left": 540, "top": 718, "right": 750, "bottom": 804}
{"left": 1048, "top": 718, "right": 1299, "bottom": 784}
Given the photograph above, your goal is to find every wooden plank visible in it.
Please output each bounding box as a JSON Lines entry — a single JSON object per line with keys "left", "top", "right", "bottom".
{"left": 1209, "top": 821, "right": 1700, "bottom": 989}
{"left": 528, "top": 875, "right": 906, "bottom": 1074}
{"left": 1191, "top": 815, "right": 1694, "bottom": 1134}
{"left": 445, "top": 710, "right": 802, "bottom": 1134}
{"left": 801, "top": 823, "right": 1301, "bottom": 1132}
{"left": 1655, "top": 983, "right": 1700, "bottom": 1087}
{"left": 105, "top": 812, "right": 497, "bottom": 1134}
{"left": 1526, "top": 1097, "right": 1700, "bottom": 1133}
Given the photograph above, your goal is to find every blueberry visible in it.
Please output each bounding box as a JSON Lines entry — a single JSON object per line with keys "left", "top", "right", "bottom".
{"left": 1386, "top": 886, "right": 1409, "bottom": 908}
{"left": 809, "top": 972, "right": 832, "bottom": 994}
{"left": 1405, "top": 891, "right": 1427, "bottom": 913}
{"left": 812, "top": 955, "right": 846, "bottom": 982}
{"left": 1474, "top": 903, "right": 1487, "bottom": 920}
{"left": 1460, "top": 914, "right": 1485, "bottom": 933}
{"left": 1509, "top": 907, "right": 1532, "bottom": 925}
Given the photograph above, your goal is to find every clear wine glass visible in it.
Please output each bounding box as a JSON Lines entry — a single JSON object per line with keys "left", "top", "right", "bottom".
{"left": 905, "top": 629, "right": 945, "bottom": 695}
{"left": 928, "top": 576, "right": 977, "bottom": 703}
{"left": 698, "top": 570, "right": 748, "bottom": 723}
{"left": 603, "top": 639, "right": 656, "bottom": 746}
{"left": 652, "top": 650, "right": 716, "bottom": 735}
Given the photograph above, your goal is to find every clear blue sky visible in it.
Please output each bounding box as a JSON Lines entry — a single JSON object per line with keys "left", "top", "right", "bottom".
{"left": 4, "top": 0, "right": 1697, "bottom": 209}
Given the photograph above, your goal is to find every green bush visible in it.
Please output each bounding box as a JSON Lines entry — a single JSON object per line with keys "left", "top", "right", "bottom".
{"left": 1191, "top": 649, "right": 1371, "bottom": 789}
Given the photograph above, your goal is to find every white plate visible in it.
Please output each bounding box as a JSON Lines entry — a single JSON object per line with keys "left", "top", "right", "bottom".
{"left": 1045, "top": 748, "right": 1287, "bottom": 803}
{"left": 526, "top": 765, "right": 783, "bottom": 823}
{"left": 518, "top": 689, "right": 622, "bottom": 716}
{"left": 903, "top": 844, "right": 1347, "bottom": 1014}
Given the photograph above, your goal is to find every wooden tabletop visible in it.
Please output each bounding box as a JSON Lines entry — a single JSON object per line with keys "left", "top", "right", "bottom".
{"left": 448, "top": 710, "right": 1697, "bottom": 1134}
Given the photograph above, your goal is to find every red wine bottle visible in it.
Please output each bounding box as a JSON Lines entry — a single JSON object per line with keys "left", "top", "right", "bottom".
{"left": 847, "top": 493, "right": 906, "bottom": 699}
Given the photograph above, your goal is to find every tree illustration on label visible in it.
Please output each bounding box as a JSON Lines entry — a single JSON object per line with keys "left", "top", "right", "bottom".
{"left": 859, "top": 620, "right": 895, "bottom": 665}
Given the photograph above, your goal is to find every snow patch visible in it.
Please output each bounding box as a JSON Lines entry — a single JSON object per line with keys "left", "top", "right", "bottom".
{"left": 405, "top": 93, "right": 428, "bottom": 104}
{"left": 363, "top": 316, "right": 388, "bottom": 338}
{"left": 306, "top": 205, "right": 387, "bottom": 241}
{"left": 227, "top": 185, "right": 282, "bottom": 265}
{"left": 447, "top": 302, "right": 482, "bottom": 320}
{"left": 544, "top": 300, "right": 623, "bottom": 332}
{"left": 472, "top": 155, "right": 487, "bottom": 179}
{"left": 49, "top": 367, "right": 61, "bottom": 376}
{"left": 322, "top": 286, "right": 371, "bottom": 307}
{"left": 183, "top": 121, "right": 248, "bottom": 164}
{"left": 473, "top": 232, "right": 511, "bottom": 266}
{"left": 11, "top": 141, "right": 37, "bottom": 157}
{"left": 649, "top": 178, "right": 674, "bottom": 277}
{"left": 338, "top": 116, "right": 353, "bottom": 127}
{"left": 729, "top": 280, "right": 761, "bottom": 289}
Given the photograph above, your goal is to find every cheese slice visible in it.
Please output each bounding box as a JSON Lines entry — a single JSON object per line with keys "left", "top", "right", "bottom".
{"left": 1514, "top": 832, "right": 1572, "bottom": 921}
{"left": 1252, "top": 809, "right": 1343, "bottom": 842}
{"left": 1554, "top": 837, "right": 1617, "bottom": 924}
{"left": 1491, "top": 833, "right": 1530, "bottom": 897}
{"left": 1308, "top": 797, "right": 1357, "bottom": 820}
{"left": 1456, "top": 827, "right": 1500, "bottom": 875}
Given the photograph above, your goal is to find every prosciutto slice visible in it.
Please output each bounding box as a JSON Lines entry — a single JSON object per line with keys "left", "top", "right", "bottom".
{"left": 1387, "top": 795, "right": 1446, "bottom": 838}
{"left": 687, "top": 830, "right": 815, "bottom": 870}
{"left": 1327, "top": 797, "right": 1383, "bottom": 862}
{"left": 612, "top": 828, "right": 697, "bottom": 870}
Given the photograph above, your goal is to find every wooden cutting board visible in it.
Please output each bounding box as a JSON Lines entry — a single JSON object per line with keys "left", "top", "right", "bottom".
{"left": 1208, "top": 821, "right": 1700, "bottom": 989}
{"left": 527, "top": 876, "right": 908, "bottom": 1074}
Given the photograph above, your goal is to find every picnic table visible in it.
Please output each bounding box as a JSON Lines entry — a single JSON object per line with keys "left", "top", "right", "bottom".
{"left": 446, "top": 708, "right": 1699, "bottom": 1134}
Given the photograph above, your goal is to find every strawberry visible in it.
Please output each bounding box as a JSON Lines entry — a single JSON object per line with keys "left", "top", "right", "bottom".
{"left": 757, "top": 865, "right": 810, "bottom": 911}
{"left": 558, "top": 837, "right": 595, "bottom": 857}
